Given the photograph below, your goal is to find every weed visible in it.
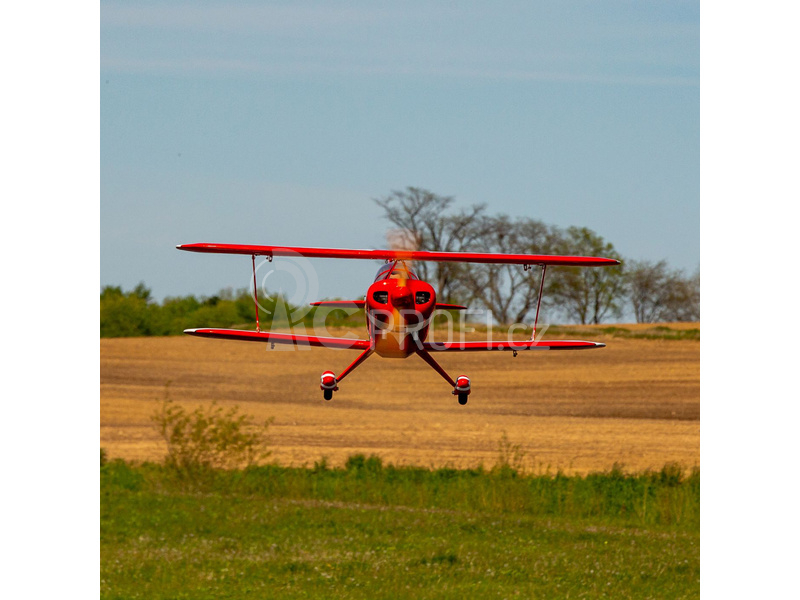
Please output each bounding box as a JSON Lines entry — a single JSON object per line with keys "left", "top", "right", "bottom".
{"left": 345, "top": 454, "right": 384, "bottom": 477}
{"left": 313, "top": 456, "right": 331, "bottom": 473}
{"left": 151, "top": 384, "right": 273, "bottom": 485}
{"left": 493, "top": 431, "right": 527, "bottom": 476}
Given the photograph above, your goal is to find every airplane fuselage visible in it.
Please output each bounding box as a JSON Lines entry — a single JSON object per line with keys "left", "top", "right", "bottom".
{"left": 365, "top": 262, "right": 436, "bottom": 358}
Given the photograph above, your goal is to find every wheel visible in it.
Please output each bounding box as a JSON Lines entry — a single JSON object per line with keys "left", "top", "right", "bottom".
{"left": 323, "top": 389, "right": 333, "bottom": 401}
{"left": 458, "top": 393, "right": 468, "bottom": 405}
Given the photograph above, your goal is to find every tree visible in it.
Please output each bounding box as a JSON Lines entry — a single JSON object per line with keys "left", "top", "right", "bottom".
{"left": 548, "top": 227, "right": 625, "bottom": 324}
{"left": 100, "top": 283, "right": 160, "bottom": 336}
{"left": 626, "top": 261, "right": 700, "bottom": 322}
{"left": 461, "top": 216, "right": 557, "bottom": 324}
{"left": 627, "top": 259, "right": 671, "bottom": 323}
{"left": 660, "top": 269, "right": 700, "bottom": 322}
{"left": 374, "top": 187, "right": 486, "bottom": 302}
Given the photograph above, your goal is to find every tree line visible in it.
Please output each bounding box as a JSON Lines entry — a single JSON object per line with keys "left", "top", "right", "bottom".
{"left": 100, "top": 284, "right": 367, "bottom": 338}
{"left": 100, "top": 284, "right": 259, "bottom": 338}
{"left": 374, "top": 187, "right": 699, "bottom": 325}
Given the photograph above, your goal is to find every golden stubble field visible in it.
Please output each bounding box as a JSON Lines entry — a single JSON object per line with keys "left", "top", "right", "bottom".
{"left": 100, "top": 325, "right": 699, "bottom": 475}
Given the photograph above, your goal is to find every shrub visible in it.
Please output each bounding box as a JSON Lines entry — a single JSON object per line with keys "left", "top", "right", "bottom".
{"left": 151, "top": 393, "right": 272, "bottom": 482}
{"left": 345, "top": 454, "right": 384, "bottom": 475}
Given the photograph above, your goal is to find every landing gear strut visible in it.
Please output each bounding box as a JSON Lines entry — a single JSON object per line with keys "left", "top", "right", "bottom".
{"left": 319, "top": 348, "right": 374, "bottom": 401}
{"left": 415, "top": 349, "right": 472, "bottom": 406}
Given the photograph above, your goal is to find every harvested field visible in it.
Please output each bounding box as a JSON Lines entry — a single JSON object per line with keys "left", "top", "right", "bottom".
{"left": 100, "top": 324, "right": 699, "bottom": 475}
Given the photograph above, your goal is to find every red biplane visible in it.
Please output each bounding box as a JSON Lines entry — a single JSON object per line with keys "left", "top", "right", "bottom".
{"left": 177, "top": 243, "right": 620, "bottom": 404}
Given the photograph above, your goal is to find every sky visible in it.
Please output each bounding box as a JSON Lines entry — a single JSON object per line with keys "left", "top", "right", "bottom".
{"left": 101, "top": 0, "right": 699, "bottom": 301}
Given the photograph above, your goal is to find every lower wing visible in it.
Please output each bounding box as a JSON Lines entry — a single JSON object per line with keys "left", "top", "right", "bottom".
{"left": 421, "top": 339, "right": 604, "bottom": 351}
{"left": 184, "top": 328, "right": 370, "bottom": 350}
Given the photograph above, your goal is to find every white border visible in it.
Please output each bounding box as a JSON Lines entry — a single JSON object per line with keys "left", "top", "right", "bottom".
{"left": 3, "top": 2, "right": 98, "bottom": 597}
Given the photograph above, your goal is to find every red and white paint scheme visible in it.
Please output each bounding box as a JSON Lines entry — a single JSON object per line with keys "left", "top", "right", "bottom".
{"left": 178, "top": 243, "right": 619, "bottom": 405}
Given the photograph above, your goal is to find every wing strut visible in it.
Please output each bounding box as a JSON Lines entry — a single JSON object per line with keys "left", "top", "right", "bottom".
{"left": 532, "top": 264, "right": 547, "bottom": 341}
{"left": 252, "top": 254, "right": 260, "bottom": 332}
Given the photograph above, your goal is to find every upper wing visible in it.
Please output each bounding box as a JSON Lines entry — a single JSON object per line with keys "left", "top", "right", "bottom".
{"left": 177, "top": 243, "right": 620, "bottom": 267}
{"left": 184, "top": 328, "right": 370, "bottom": 350}
{"left": 422, "top": 339, "right": 605, "bottom": 351}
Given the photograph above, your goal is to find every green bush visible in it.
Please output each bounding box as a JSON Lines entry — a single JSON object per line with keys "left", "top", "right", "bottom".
{"left": 151, "top": 395, "right": 273, "bottom": 484}
{"left": 345, "top": 453, "right": 384, "bottom": 476}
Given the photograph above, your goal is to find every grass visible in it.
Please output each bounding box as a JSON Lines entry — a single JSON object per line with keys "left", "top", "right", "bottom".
{"left": 101, "top": 458, "right": 699, "bottom": 599}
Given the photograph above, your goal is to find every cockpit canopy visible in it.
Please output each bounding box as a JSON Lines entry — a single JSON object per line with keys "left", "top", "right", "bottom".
{"left": 374, "top": 261, "right": 418, "bottom": 281}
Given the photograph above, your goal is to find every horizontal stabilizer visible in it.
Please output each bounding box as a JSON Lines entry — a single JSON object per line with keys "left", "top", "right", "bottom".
{"left": 310, "top": 300, "right": 366, "bottom": 308}
{"left": 308, "top": 300, "right": 467, "bottom": 310}
{"left": 184, "top": 328, "right": 370, "bottom": 350}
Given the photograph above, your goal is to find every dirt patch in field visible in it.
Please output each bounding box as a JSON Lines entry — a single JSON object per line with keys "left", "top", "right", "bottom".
{"left": 100, "top": 326, "right": 699, "bottom": 475}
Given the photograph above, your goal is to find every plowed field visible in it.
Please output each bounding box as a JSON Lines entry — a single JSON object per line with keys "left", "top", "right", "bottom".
{"left": 100, "top": 325, "right": 699, "bottom": 474}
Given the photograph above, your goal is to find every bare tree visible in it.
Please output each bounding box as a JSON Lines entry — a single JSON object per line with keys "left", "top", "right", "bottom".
{"left": 461, "top": 216, "right": 556, "bottom": 324}
{"left": 374, "top": 187, "right": 486, "bottom": 301}
{"left": 626, "top": 261, "right": 700, "bottom": 322}
{"left": 627, "top": 259, "right": 671, "bottom": 323}
{"left": 547, "top": 226, "right": 625, "bottom": 324}
{"left": 661, "top": 269, "right": 700, "bottom": 322}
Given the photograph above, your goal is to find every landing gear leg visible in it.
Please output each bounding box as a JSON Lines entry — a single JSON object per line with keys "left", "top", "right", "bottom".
{"left": 416, "top": 349, "right": 471, "bottom": 405}
{"left": 320, "top": 347, "right": 373, "bottom": 401}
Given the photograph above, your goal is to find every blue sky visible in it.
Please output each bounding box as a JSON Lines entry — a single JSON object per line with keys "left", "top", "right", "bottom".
{"left": 101, "top": 0, "right": 699, "bottom": 301}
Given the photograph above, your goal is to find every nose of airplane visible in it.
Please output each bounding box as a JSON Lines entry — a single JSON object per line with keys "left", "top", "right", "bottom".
{"left": 391, "top": 285, "right": 414, "bottom": 308}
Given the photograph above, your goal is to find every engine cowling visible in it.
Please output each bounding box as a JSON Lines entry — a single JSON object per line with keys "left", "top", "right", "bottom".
{"left": 366, "top": 277, "right": 437, "bottom": 357}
